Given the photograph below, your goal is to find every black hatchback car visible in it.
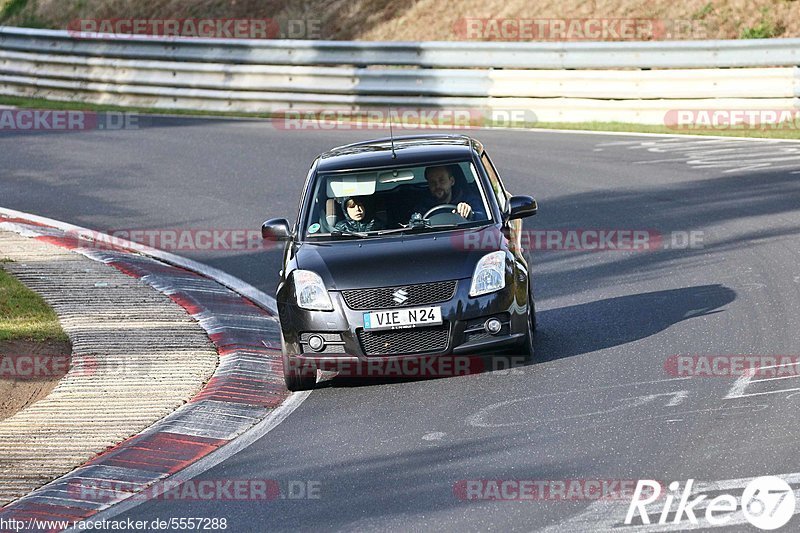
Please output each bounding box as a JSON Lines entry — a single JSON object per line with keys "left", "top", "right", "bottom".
{"left": 262, "top": 134, "right": 538, "bottom": 390}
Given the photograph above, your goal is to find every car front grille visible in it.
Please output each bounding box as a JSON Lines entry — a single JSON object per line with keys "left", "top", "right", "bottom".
{"left": 357, "top": 325, "right": 450, "bottom": 356}
{"left": 342, "top": 280, "right": 457, "bottom": 310}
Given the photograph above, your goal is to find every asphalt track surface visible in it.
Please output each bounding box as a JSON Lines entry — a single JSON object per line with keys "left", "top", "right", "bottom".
{"left": 3, "top": 118, "right": 800, "bottom": 532}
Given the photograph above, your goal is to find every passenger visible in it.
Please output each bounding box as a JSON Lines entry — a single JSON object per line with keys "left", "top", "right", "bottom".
{"left": 416, "top": 165, "right": 485, "bottom": 220}
{"left": 334, "top": 196, "right": 385, "bottom": 232}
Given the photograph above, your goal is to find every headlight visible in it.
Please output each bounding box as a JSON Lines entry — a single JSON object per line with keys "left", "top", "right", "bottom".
{"left": 294, "top": 270, "right": 333, "bottom": 311}
{"left": 469, "top": 251, "right": 506, "bottom": 297}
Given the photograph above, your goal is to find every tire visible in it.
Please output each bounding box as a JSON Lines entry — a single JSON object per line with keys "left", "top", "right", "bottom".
{"left": 521, "top": 282, "right": 536, "bottom": 362}
{"left": 283, "top": 355, "right": 317, "bottom": 391}
{"left": 281, "top": 332, "right": 316, "bottom": 391}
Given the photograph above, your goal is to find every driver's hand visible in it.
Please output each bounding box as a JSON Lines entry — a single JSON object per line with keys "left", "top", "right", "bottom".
{"left": 454, "top": 202, "right": 472, "bottom": 219}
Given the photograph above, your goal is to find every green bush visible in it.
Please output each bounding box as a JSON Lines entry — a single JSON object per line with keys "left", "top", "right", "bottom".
{"left": 740, "top": 7, "right": 785, "bottom": 38}
{"left": 0, "top": 0, "right": 27, "bottom": 22}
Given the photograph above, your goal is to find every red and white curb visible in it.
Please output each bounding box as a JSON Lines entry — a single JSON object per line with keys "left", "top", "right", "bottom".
{"left": 0, "top": 208, "right": 307, "bottom": 532}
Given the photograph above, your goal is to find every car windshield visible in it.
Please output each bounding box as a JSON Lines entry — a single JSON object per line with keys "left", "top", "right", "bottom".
{"left": 302, "top": 161, "right": 492, "bottom": 239}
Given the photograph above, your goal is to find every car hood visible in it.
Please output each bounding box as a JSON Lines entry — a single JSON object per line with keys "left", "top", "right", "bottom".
{"left": 295, "top": 225, "right": 505, "bottom": 290}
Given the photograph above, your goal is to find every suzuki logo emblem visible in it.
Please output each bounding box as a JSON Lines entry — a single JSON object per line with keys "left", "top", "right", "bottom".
{"left": 392, "top": 288, "right": 409, "bottom": 305}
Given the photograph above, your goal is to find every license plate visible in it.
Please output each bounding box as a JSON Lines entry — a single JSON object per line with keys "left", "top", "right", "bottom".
{"left": 363, "top": 306, "right": 442, "bottom": 331}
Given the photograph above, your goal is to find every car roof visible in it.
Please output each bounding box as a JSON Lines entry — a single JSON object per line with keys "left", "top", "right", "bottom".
{"left": 315, "top": 134, "right": 485, "bottom": 173}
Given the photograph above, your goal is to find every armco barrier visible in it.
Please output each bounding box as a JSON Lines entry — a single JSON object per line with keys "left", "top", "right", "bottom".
{"left": 2, "top": 27, "right": 800, "bottom": 68}
{"left": 0, "top": 26, "right": 799, "bottom": 124}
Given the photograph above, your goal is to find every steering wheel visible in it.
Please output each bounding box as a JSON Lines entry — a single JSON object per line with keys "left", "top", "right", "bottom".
{"left": 423, "top": 204, "right": 458, "bottom": 219}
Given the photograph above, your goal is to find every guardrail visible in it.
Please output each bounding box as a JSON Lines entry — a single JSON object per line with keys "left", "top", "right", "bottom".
{"left": 1, "top": 26, "right": 798, "bottom": 125}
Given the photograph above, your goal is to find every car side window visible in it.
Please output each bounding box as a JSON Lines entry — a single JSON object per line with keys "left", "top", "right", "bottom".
{"left": 480, "top": 152, "right": 508, "bottom": 212}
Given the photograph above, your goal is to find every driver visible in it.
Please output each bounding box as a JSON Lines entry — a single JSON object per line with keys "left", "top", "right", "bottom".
{"left": 415, "top": 165, "right": 484, "bottom": 220}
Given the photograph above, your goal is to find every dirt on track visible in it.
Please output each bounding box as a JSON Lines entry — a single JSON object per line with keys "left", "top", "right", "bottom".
{"left": 0, "top": 339, "right": 71, "bottom": 421}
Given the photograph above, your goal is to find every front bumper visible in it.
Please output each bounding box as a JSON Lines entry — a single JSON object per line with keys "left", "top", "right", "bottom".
{"left": 279, "top": 278, "right": 527, "bottom": 359}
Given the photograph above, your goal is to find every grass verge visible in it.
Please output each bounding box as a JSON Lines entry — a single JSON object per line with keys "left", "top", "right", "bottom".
{"left": 0, "top": 261, "right": 69, "bottom": 342}
{"left": 1, "top": 94, "right": 800, "bottom": 140}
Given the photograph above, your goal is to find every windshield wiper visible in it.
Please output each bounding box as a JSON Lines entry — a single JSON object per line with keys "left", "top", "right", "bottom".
{"left": 328, "top": 229, "right": 370, "bottom": 239}
{"left": 377, "top": 223, "right": 458, "bottom": 236}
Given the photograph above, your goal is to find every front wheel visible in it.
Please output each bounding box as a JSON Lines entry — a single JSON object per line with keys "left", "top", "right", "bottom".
{"left": 281, "top": 332, "right": 316, "bottom": 391}
{"left": 521, "top": 282, "right": 536, "bottom": 361}
{"left": 283, "top": 355, "right": 317, "bottom": 391}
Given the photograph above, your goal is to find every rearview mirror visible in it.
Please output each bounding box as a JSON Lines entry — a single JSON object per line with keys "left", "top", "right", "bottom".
{"left": 378, "top": 169, "right": 415, "bottom": 183}
{"left": 508, "top": 195, "right": 538, "bottom": 220}
{"left": 261, "top": 218, "right": 292, "bottom": 241}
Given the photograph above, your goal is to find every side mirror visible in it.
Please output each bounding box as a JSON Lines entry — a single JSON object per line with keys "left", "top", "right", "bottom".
{"left": 508, "top": 195, "right": 538, "bottom": 220}
{"left": 261, "top": 218, "right": 292, "bottom": 241}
